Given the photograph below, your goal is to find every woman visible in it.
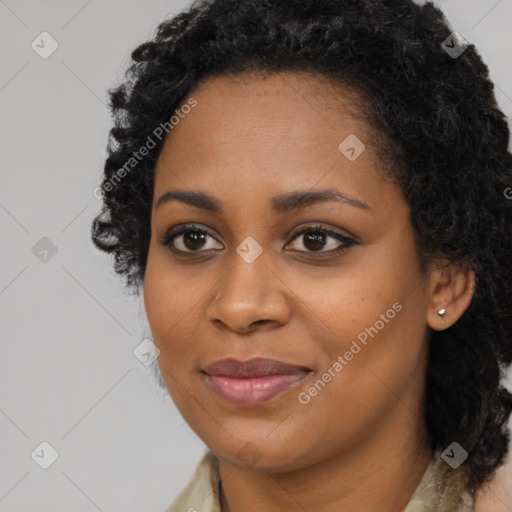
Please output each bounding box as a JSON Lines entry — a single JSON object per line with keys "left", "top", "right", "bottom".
{"left": 91, "top": 0, "right": 512, "bottom": 510}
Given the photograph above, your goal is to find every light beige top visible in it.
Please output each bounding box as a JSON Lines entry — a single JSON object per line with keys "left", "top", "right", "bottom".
{"left": 165, "top": 450, "right": 474, "bottom": 512}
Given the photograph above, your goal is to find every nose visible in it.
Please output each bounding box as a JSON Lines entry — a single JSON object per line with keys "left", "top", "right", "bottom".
{"left": 206, "top": 255, "right": 291, "bottom": 334}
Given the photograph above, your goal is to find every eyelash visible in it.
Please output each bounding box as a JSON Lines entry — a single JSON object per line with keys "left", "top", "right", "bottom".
{"left": 158, "top": 223, "right": 356, "bottom": 258}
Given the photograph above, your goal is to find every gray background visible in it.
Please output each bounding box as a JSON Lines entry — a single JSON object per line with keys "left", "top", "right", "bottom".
{"left": 1, "top": 1, "right": 512, "bottom": 510}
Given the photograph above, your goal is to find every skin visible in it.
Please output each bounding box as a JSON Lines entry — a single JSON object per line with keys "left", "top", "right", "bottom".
{"left": 143, "top": 70, "right": 475, "bottom": 512}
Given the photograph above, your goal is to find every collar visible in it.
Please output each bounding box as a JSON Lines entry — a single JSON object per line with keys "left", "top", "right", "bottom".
{"left": 165, "top": 449, "right": 474, "bottom": 512}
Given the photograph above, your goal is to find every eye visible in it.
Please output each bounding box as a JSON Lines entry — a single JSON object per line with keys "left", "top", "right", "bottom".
{"left": 159, "top": 224, "right": 223, "bottom": 254}
{"left": 285, "top": 223, "right": 355, "bottom": 255}
{"left": 158, "top": 222, "right": 356, "bottom": 257}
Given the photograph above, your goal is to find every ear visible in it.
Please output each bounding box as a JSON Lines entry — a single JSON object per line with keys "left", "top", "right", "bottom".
{"left": 425, "top": 257, "right": 476, "bottom": 331}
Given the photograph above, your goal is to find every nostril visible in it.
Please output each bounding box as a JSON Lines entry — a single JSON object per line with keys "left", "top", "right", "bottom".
{"left": 250, "top": 319, "right": 270, "bottom": 326}
{"left": 245, "top": 319, "right": 275, "bottom": 332}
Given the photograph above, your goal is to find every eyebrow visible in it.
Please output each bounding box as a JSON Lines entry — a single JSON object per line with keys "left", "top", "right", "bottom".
{"left": 154, "top": 188, "right": 371, "bottom": 213}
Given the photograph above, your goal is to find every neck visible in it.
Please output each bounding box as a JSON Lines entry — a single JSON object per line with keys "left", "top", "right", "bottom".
{"left": 218, "top": 406, "right": 432, "bottom": 512}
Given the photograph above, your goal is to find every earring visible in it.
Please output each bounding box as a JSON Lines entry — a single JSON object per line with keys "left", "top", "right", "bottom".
{"left": 437, "top": 308, "right": 446, "bottom": 325}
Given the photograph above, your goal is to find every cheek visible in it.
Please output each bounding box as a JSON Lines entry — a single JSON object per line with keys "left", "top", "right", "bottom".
{"left": 294, "top": 239, "right": 428, "bottom": 404}
{"left": 143, "top": 249, "right": 199, "bottom": 378}
{"left": 143, "top": 245, "right": 201, "bottom": 340}
{"left": 292, "top": 299, "right": 427, "bottom": 463}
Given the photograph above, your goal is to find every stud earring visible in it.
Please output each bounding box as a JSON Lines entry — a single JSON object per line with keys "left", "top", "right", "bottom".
{"left": 437, "top": 308, "right": 446, "bottom": 325}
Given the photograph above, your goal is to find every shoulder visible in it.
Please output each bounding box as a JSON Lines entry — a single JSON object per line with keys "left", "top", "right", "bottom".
{"left": 404, "top": 450, "right": 474, "bottom": 512}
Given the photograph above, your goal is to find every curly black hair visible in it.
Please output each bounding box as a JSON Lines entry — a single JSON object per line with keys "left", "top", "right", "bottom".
{"left": 91, "top": 0, "right": 512, "bottom": 497}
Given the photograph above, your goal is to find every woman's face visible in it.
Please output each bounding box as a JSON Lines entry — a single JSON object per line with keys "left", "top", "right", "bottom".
{"left": 143, "top": 71, "right": 433, "bottom": 471}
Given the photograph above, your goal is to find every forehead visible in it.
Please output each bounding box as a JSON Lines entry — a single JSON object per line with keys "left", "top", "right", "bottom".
{"left": 152, "top": 70, "right": 400, "bottom": 217}
{"left": 155, "top": 71, "right": 375, "bottom": 168}
{"left": 194, "top": 70, "right": 364, "bottom": 109}
{"left": 180, "top": 70, "right": 368, "bottom": 139}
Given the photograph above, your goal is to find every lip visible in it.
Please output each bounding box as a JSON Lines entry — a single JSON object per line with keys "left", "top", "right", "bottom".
{"left": 202, "top": 357, "right": 312, "bottom": 406}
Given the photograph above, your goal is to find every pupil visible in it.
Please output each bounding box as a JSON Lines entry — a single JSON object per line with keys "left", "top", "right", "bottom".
{"left": 305, "top": 231, "right": 325, "bottom": 251}
{"left": 185, "top": 231, "right": 206, "bottom": 250}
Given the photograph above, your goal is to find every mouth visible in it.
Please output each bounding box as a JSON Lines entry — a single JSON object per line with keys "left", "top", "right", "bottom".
{"left": 201, "top": 357, "right": 312, "bottom": 406}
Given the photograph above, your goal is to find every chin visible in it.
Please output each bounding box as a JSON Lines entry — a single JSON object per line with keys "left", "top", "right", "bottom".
{"left": 206, "top": 432, "right": 318, "bottom": 473}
